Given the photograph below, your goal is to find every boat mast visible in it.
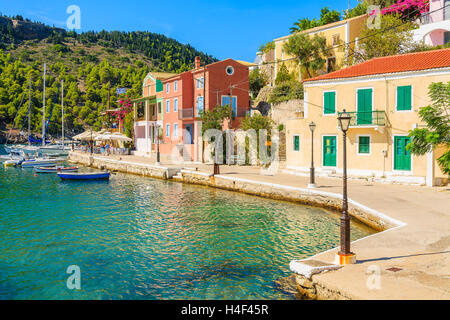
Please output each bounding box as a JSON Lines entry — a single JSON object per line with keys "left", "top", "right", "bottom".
{"left": 61, "top": 79, "right": 64, "bottom": 148}
{"left": 28, "top": 77, "right": 31, "bottom": 146}
{"left": 42, "top": 63, "right": 46, "bottom": 146}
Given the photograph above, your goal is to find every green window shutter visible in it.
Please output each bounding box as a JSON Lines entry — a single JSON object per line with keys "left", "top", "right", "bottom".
{"left": 358, "top": 136, "right": 370, "bottom": 154}
{"left": 293, "top": 136, "right": 300, "bottom": 151}
{"left": 397, "top": 86, "right": 411, "bottom": 111}
{"left": 324, "top": 92, "right": 335, "bottom": 114}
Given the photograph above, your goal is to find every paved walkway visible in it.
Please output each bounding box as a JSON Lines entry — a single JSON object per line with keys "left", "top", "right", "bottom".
{"left": 78, "top": 153, "right": 450, "bottom": 299}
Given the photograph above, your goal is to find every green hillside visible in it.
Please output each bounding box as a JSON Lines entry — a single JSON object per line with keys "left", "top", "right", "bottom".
{"left": 0, "top": 14, "right": 217, "bottom": 140}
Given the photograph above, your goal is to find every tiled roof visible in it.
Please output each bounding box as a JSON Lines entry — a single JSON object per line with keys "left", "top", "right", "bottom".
{"left": 304, "top": 48, "right": 450, "bottom": 83}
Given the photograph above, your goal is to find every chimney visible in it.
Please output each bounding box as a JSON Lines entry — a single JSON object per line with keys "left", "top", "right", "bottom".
{"left": 195, "top": 56, "right": 201, "bottom": 69}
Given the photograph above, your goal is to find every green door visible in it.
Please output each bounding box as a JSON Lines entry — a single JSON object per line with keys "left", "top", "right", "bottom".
{"left": 357, "top": 89, "right": 372, "bottom": 125}
{"left": 323, "top": 136, "right": 337, "bottom": 167}
{"left": 394, "top": 136, "right": 411, "bottom": 171}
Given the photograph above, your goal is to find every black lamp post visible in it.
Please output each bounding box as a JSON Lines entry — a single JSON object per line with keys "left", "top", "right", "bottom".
{"left": 337, "top": 109, "right": 355, "bottom": 265}
{"left": 308, "top": 122, "right": 316, "bottom": 188}
{"left": 156, "top": 124, "right": 161, "bottom": 166}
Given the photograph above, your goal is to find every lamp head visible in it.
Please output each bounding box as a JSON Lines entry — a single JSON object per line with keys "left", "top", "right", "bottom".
{"left": 338, "top": 109, "right": 351, "bottom": 132}
{"left": 309, "top": 121, "right": 316, "bottom": 132}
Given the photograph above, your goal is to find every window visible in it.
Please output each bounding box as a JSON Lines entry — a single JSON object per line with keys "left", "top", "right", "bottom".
{"left": 174, "top": 81, "right": 178, "bottom": 92}
{"left": 332, "top": 34, "right": 340, "bottom": 46}
{"left": 196, "top": 96, "right": 204, "bottom": 116}
{"left": 397, "top": 85, "right": 412, "bottom": 111}
{"left": 166, "top": 100, "right": 170, "bottom": 113}
{"left": 166, "top": 124, "right": 170, "bottom": 137}
{"left": 221, "top": 96, "right": 237, "bottom": 117}
{"left": 293, "top": 135, "right": 300, "bottom": 152}
{"left": 201, "top": 77, "right": 204, "bottom": 88}
{"left": 445, "top": 31, "right": 450, "bottom": 44}
{"left": 196, "top": 78, "right": 200, "bottom": 89}
{"left": 323, "top": 91, "right": 336, "bottom": 114}
{"left": 166, "top": 83, "right": 169, "bottom": 93}
{"left": 226, "top": 66, "right": 234, "bottom": 75}
{"left": 358, "top": 136, "right": 370, "bottom": 154}
{"left": 174, "top": 123, "right": 178, "bottom": 137}
{"left": 326, "top": 57, "right": 336, "bottom": 73}
{"left": 174, "top": 98, "right": 178, "bottom": 112}
{"left": 158, "top": 102, "right": 162, "bottom": 114}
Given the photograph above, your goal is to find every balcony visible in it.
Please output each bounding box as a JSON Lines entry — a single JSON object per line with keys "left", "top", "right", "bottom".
{"left": 338, "top": 110, "right": 387, "bottom": 132}
{"left": 178, "top": 108, "right": 194, "bottom": 120}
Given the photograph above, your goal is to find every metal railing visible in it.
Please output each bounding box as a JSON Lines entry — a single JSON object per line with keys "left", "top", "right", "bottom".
{"left": 419, "top": 5, "right": 450, "bottom": 24}
{"left": 338, "top": 110, "right": 386, "bottom": 127}
{"left": 178, "top": 108, "right": 194, "bottom": 119}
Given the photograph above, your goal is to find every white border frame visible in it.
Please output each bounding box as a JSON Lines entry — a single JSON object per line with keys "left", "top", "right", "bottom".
{"left": 321, "top": 134, "right": 338, "bottom": 168}
{"left": 166, "top": 123, "right": 170, "bottom": 138}
{"left": 226, "top": 65, "right": 235, "bottom": 75}
{"left": 356, "top": 134, "right": 371, "bottom": 156}
{"left": 292, "top": 134, "right": 301, "bottom": 152}
{"left": 323, "top": 90, "right": 337, "bottom": 116}
{"left": 221, "top": 95, "right": 238, "bottom": 116}
{"left": 392, "top": 134, "right": 413, "bottom": 174}
{"left": 174, "top": 80, "right": 178, "bottom": 92}
{"left": 166, "top": 99, "right": 170, "bottom": 113}
{"left": 395, "top": 85, "right": 414, "bottom": 112}
{"left": 174, "top": 98, "right": 178, "bottom": 112}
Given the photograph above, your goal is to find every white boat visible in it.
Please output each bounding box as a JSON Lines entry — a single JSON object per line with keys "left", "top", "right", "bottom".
{"left": 35, "top": 166, "right": 78, "bottom": 173}
{"left": 4, "top": 159, "right": 22, "bottom": 167}
{"left": 21, "top": 159, "right": 59, "bottom": 168}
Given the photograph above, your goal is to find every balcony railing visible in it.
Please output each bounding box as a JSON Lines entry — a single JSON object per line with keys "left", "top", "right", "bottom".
{"left": 178, "top": 108, "right": 194, "bottom": 120}
{"left": 419, "top": 5, "right": 450, "bottom": 24}
{"left": 235, "top": 108, "right": 249, "bottom": 118}
{"left": 338, "top": 110, "right": 386, "bottom": 127}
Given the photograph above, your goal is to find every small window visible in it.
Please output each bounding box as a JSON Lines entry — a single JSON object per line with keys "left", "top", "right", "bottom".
{"left": 174, "top": 123, "right": 178, "bottom": 137}
{"left": 293, "top": 135, "right": 300, "bottom": 152}
{"left": 397, "top": 85, "right": 412, "bottom": 111}
{"left": 158, "top": 102, "right": 162, "bottom": 114}
{"left": 326, "top": 57, "right": 336, "bottom": 73}
{"left": 323, "top": 91, "right": 336, "bottom": 114}
{"left": 166, "top": 124, "right": 170, "bottom": 137}
{"left": 201, "top": 77, "right": 204, "bottom": 88}
{"left": 174, "top": 98, "right": 178, "bottom": 112}
{"left": 445, "top": 31, "right": 450, "bottom": 44}
{"left": 166, "top": 100, "right": 170, "bottom": 113}
{"left": 174, "top": 81, "right": 178, "bottom": 92}
{"left": 166, "top": 83, "right": 169, "bottom": 93}
{"left": 358, "top": 136, "right": 370, "bottom": 154}
{"left": 226, "top": 66, "right": 234, "bottom": 75}
{"left": 332, "top": 34, "right": 340, "bottom": 46}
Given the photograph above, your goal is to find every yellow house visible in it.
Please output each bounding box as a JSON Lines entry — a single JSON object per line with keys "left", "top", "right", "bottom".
{"left": 273, "top": 14, "right": 367, "bottom": 81}
{"left": 285, "top": 48, "right": 450, "bottom": 186}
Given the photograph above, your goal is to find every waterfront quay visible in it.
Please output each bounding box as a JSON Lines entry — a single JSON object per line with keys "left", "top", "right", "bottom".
{"left": 68, "top": 150, "right": 450, "bottom": 300}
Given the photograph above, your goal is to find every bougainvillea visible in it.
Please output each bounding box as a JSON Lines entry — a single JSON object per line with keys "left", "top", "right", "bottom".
{"left": 113, "top": 98, "right": 133, "bottom": 122}
{"left": 382, "top": 0, "right": 429, "bottom": 16}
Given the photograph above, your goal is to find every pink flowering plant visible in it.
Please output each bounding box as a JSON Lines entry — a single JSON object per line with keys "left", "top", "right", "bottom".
{"left": 113, "top": 97, "right": 133, "bottom": 122}
{"left": 381, "top": 0, "right": 429, "bottom": 19}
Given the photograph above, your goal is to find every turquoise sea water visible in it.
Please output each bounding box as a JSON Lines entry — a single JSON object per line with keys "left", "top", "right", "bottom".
{"left": 0, "top": 146, "right": 374, "bottom": 300}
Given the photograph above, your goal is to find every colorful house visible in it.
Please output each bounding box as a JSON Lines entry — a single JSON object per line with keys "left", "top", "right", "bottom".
{"left": 413, "top": 0, "right": 450, "bottom": 46}
{"left": 134, "top": 57, "right": 250, "bottom": 162}
{"left": 285, "top": 48, "right": 450, "bottom": 186}
{"left": 133, "top": 72, "right": 176, "bottom": 157}
{"left": 271, "top": 14, "right": 367, "bottom": 81}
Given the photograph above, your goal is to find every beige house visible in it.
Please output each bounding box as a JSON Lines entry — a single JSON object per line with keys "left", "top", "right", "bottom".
{"left": 285, "top": 48, "right": 450, "bottom": 186}
{"left": 272, "top": 14, "right": 367, "bottom": 81}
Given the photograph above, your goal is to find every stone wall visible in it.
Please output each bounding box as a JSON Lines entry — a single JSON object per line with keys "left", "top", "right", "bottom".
{"left": 269, "top": 99, "right": 304, "bottom": 126}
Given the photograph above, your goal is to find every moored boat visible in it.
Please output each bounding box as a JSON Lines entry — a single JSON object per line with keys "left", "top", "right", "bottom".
{"left": 21, "top": 159, "right": 57, "bottom": 168}
{"left": 4, "top": 159, "right": 21, "bottom": 167}
{"left": 35, "top": 166, "right": 78, "bottom": 173}
{"left": 57, "top": 171, "right": 110, "bottom": 181}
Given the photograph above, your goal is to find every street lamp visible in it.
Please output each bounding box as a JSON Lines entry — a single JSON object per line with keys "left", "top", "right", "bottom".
{"left": 336, "top": 109, "right": 355, "bottom": 265}
{"left": 308, "top": 122, "right": 316, "bottom": 188}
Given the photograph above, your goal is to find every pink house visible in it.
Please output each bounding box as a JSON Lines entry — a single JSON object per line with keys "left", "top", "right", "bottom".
{"left": 414, "top": 0, "right": 450, "bottom": 45}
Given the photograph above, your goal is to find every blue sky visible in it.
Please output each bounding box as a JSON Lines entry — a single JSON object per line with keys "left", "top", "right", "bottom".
{"left": 0, "top": 0, "right": 360, "bottom": 62}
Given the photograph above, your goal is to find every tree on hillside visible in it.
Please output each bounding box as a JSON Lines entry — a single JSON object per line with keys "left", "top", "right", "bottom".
{"left": 407, "top": 82, "right": 450, "bottom": 175}
{"left": 350, "top": 13, "right": 418, "bottom": 63}
{"left": 274, "top": 63, "right": 291, "bottom": 85}
{"left": 283, "top": 33, "right": 330, "bottom": 78}
{"left": 343, "top": 1, "right": 369, "bottom": 19}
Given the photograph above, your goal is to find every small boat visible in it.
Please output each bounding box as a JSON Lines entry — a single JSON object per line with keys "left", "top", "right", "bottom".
{"left": 4, "top": 159, "right": 21, "bottom": 167}
{"left": 35, "top": 166, "right": 78, "bottom": 173}
{"left": 57, "top": 171, "right": 110, "bottom": 181}
{"left": 21, "top": 159, "right": 58, "bottom": 168}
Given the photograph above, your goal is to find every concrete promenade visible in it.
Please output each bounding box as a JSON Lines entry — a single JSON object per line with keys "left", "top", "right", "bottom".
{"left": 70, "top": 152, "right": 450, "bottom": 299}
